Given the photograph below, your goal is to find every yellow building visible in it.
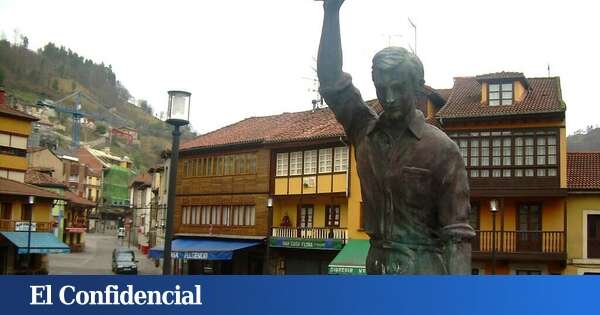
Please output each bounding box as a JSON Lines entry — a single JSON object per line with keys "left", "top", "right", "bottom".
{"left": 0, "top": 89, "right": 70, "bottom": 274}
{"left": 565, "top": 152, "right": 600, "bottom": 275}
{"left": 436, "top": 72, "right": 567, "bottom": 275}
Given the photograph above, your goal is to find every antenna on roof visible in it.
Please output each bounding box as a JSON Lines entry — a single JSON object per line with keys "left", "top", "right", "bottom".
{"left": 381, "top": 34, "right": 402, "bottom": 47}
{"left": 408, "top": 17, "right": 417, "bottom": 55}
{"left": 303, "top": 59, "right": 325, "bottom": 112}
{"left": 547, "top": 63, "right": 551, "bottom": 77}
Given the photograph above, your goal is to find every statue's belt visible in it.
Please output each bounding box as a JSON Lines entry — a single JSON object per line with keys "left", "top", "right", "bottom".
{"left": 370, "top": 240, "right": 442, "bottom": 254}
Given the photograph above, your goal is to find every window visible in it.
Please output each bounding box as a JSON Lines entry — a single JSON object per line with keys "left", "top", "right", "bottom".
{"left": 489, "top": 82, "right": 513, "bottom": 106}
{"left": 325, "top": 205, "right": 341, "bottom": 227}
{"left": 334, "top": 147, "right": 349, "bottom": 172}
{"left": 449, "top": 129, "right": 560, "bottom": 178}
{"left": 303, "top": 150, "right": 317, "bottom": 175}
{"left": 298, "top": 205, "right": 314, "bottom": 227}
{"left": 224, "top": 156, "right": 234, "bottom": 175}
{"left": 318, "top": 148, "right": 333, "bottom": 173}
{"left": 0, "top": 202, "right": 11, "bottom": 220}
{"left": 516, "top": 270, "right": 542, "bottom": 275}
{"left": 247, "top": 154, "right": 257, "bottom": 174}
{"left": 201, "top": 206, "right": 210, "bottom": 225}
{"left": 215, "top": 157, "right": 224, "bottom": 176}
{"left": 289, "top": 152, "right": 303, "bottom": 175}
{"left": 587, "top": 214, "right": 600, "bottom": 258}
{"left": 276, "top": 153, "right": 289, "bottom": 176}
{"left": 470, "top": 139, "right": 479, "bottom": 167}
{"left": 458, "top": 140, "right": 468, "bottom": 166}
{"left": 222, "top": 206, "right": 231, "bottom": 226}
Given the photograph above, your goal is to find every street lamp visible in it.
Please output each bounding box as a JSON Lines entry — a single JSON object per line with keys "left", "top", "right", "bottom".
{"left": 163, "top": 90, "right": 191, "bottom": 275}
{"left": 489, "top": 198, "right": 499, "bottom": 275}
{"left": 264, "top": 197, "right": 273, "bottom": 275}
{"left": 26, "top": 196, "right": 35, "bottom": 272}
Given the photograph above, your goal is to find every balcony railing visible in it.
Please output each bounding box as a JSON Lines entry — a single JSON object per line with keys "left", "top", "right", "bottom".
{"left": 0, "top": 219, "right": 54, "bottom": 232}
{"left": 272, "top": 227, "right": 348, "bottom": 243}
{"left": 472, "top": 230, "right": 565, "bottom": 255}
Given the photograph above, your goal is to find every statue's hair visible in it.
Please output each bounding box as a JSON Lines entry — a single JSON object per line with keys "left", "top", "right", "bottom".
{"left": 372, "top": 47, "right": 425, "bottom": 87}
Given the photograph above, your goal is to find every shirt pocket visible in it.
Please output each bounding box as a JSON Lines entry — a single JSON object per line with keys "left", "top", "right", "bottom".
{"left": 401, "top": 167, "right": 432, "bottom": 208}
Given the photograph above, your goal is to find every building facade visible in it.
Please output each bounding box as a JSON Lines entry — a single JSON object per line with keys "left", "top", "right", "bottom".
{"left": 565, "top": 152, "right": 600, "bottom": 275}
{"left": 436, "top": 72, "right": 567, "bottom": 275}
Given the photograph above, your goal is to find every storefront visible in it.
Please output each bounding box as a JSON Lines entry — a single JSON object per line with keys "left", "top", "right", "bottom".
{"left": 149, "top": 237, "right": 263, "bottom": 275}
{"left": 0, "top": 231, "right": 70, "bottom": 274}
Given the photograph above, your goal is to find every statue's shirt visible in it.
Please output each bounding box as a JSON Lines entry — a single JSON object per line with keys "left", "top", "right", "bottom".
{"left": 321, "top": 73, "right": 474, "bottom": 250}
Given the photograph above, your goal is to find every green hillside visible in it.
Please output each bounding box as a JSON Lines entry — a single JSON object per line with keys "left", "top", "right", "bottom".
{"left": 0, "top": 39, "right": 195, "bottom": 171}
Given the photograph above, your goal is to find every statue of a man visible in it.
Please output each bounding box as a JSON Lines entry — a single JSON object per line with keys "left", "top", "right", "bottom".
{"left": 317, "top": 0, "right": 475, "bottom": 274}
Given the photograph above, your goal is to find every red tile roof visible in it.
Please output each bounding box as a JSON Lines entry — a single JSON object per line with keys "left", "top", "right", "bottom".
{"left": 181, "top": 108, "right": 345, "bottom": 150}
{"left": 475, "top": 71, "right": 527, "bottom": 81}
{"left": 437, "top": 76, "right": 564, "bottom": 119}
{"left": 568, "top": 152, "right": 600, "bottom": 191}
{"left": 25, "top": 170, "right": 67, "bottom": 188}
{"left": 0, "top": 104, "right": 39, "bottom": 121}
{"left": 0, "top": 177, "right": 64, "bottom": 199}
{"left": 131, "top": 172, "right": 152, "bottom": 186}
{"left": 182, "top": 92, "right": 446, "bottom": 151}
{"left": 64, "top": 190, "right": 96, "bottom": 208}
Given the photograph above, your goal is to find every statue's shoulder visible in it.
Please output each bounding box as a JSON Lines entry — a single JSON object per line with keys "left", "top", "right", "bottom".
{"left": 421, "top": 123, "right": 461, "bottom": 155}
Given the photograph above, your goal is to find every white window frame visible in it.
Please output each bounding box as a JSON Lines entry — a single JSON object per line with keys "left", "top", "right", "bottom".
{"left": 289, "top": 151, "right": 303, "bottom": 176}
{"left": 318, "top": 148, "right": 333, "bottom": 173}
{"left": 334, "top": 146, "right": 349, "bottom": 172}
{"left": 303, "top": 150, "right": 317, "bottom": 175}
{"left": 276, "top": 153, "right": 289, "bottom": 177}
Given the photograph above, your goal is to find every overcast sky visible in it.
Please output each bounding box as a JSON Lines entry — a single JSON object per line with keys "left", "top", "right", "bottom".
{"left": 1, "top": 0, "right": 598, "bottom": 135}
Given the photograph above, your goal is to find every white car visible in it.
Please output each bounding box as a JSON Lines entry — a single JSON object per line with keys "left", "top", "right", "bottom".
{"left": 117, "top": 227, "right": 125, "bottom": 239}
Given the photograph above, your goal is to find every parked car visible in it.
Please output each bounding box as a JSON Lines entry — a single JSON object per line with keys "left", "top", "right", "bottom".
{"left": 112, "top": 248, "right": 138, "bottom": 274}
{"left": 117, "top": 227, "right": 125, "bottom": 239}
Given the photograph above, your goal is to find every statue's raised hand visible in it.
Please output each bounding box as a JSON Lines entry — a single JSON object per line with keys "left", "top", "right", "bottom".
{"left": 321, "top": 0, "right": 345, "bottom": 11}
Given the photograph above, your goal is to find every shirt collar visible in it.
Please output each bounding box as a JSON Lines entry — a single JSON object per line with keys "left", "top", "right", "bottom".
{"left": 367, "top": 109, "right": 425, "bottom": 140}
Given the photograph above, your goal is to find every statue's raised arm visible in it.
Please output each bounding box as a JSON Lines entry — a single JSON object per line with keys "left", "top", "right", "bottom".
{"left": 317, "top": 0, "right": 345, "bottom": 89}
{"left": 316, "top": 0, "right": 375, "bottom": 142}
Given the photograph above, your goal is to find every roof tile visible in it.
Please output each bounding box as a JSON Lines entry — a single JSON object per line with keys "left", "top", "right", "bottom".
{"left": 437, "top": 76, "right": 563, "bottom": 119}
{"left": 568, "top": 152, "right": 600, "bottom": 191}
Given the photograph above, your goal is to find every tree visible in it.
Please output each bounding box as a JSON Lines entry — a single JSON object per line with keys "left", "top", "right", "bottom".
{"left": 52, "top": 79, "right": 59, "bottom": 91}
{"left": 20, "top": 35, "right": 28, "bottom": 49}
{"left": 95, "top": 123, "right": 107, "bottom": 135}
{"left": 0, "top": 68, "right": 4, "bottom": 86}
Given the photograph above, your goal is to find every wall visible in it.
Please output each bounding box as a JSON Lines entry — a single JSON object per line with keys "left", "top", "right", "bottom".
{"left": 0, "top": 116, "right": 32, "bottom": 136}
{"left": 566, "top": 194, "right": 600, "bottom": 260}
{"left": 27, "top": 149, "right": 63, "bottom": 179}
{"left": 347, "top": 146, "right": 368, "bottom": 240}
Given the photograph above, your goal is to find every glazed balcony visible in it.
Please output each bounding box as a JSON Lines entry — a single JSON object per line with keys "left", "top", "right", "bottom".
{"left": 472, "top": 230, "right": 566, "bottom": 261}
{"left": 269, "top": 227, "right": 347, "bottom": 250}
{"left": 0, "top": 219, "right": 54, "bottom": 232}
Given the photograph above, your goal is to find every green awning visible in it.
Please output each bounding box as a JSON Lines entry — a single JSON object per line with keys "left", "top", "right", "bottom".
{"left": 328, "top": 239, "right": 369, "bottom": 275}
{"left": 0, "top": 232, "right": 70, "bottom": 254}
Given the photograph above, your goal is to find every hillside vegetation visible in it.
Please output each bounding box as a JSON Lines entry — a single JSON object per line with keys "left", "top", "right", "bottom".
{"left": 0, "top": 38, "right": 195, "bottom": 171}
{"left": 568, "top": 126, "right": 600, "bottom": 152}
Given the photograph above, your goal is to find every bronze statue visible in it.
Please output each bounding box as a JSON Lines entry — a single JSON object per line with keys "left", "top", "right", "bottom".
{"left": 317, "top": 0, "right": 474, "bottom": 274}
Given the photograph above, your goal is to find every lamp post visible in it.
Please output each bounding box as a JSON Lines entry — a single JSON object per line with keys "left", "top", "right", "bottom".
{"left": 163, "top": 90, "right": 191, "bottom": 275}
{"left": 26, "top": 196, "right": 35, "bottom": 273}
{"left": 489, "top": 199, "right": 499, "bottom": 275}
{"left": 263, "top": 197, "right": 273, "bottom": 275}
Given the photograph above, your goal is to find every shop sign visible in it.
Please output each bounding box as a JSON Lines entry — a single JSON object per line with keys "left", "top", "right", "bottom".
{"left": 269, "top": 237, "right": 343, "bottom": 250}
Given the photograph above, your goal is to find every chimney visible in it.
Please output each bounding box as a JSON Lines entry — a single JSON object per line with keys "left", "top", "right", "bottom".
{"left": 0, "top": 88, "right": 5, "bottom": 105}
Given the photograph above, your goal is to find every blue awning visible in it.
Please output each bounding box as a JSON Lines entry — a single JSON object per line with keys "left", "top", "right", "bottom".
{"left": 149, "top": 238, "right": 261, "bottom": 260}
{"left": 0, "top": 232, "right": 70, "bottom": 254}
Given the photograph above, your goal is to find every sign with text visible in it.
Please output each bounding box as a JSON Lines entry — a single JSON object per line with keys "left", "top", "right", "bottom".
{"left": 0, "top": 276, "right": 596, "bottom": 315}
{"left": 269, "top": 237, "right": 343, "bottom": 250}
{"left": 16, "top": 222, "right": 37, "bottom": 232}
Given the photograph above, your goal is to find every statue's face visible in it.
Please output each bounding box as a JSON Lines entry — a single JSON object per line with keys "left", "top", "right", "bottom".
{"left": 373, "top": 67, "right": 417, "bottom": 121}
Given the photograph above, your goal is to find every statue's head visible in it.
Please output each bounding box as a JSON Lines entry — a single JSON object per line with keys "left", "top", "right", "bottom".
{"left": 372, "top": 47, "right": 424, "bottom": 121}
